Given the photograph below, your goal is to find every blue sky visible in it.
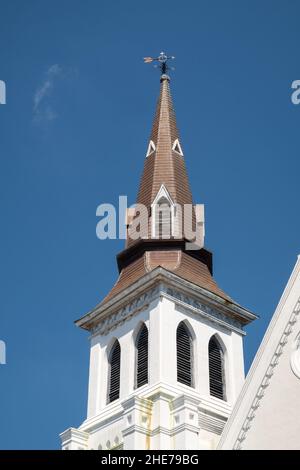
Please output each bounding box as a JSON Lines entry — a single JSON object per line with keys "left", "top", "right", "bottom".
{"left": 0, "top": 0, "right": 299, "bottom": 449}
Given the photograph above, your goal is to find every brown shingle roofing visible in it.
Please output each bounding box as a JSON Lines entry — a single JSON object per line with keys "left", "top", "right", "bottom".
{"left": 100, "top": 75, "right": 235, "bottom": 308}
{"left": 136, "top": 76, "right": 193, "bottom": 211}
{"left": 101, "top": 250, "right": 232, "bottom": 305}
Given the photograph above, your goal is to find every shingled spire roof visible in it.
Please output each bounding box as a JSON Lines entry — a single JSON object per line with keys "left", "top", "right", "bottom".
{"left": 136, "top": 74, "right": 193, "bottom": 212}
{"left": 97, "top": 70, "right": 238, "bottom": 308}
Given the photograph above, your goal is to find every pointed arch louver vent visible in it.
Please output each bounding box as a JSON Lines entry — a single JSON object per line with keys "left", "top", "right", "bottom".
{"left": 156, "top": 196, "right": 172, "bottom": 239}
{"left": 209, "top": 336, "right": 225, "bottom": 400}
{"left": 136, "top": 323, "right": 148, "bottom": 388}
{"left": 108, "top": 340, "right": 121, "bottom": 403}
{"left": 176, "top": 322, "right": 193, "bottom": 387}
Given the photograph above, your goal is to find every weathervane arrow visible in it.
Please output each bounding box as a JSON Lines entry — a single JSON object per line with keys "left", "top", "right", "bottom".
{"left": 143, "top": 51, "right": 175, "bottom": 75}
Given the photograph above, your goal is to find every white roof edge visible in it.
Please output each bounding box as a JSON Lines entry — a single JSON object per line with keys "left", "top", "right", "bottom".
{"left": 218, "top": 255, "right": 300, "bottom": 449}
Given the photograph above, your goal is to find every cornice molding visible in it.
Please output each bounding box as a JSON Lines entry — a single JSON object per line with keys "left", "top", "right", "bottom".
{"left": 91, "top": 286, "right": 159, "bottom": 336}
{"left": 60, "top": 427, "right": 89, "bottom": 448}
{"left": 76, "top": 267, "right": 256, "bottom": 333}
{"left": 90, "top": 283, "right": 245, "bottom": 337}
{"left": 198, "top": 410, "right": 227, "bottom": 436}
{"left": 122, "top": 395, "right": 153, "bottom": 414}
{"left": 233, "top": 296, "right": 300, "bottom": 449}
{"left": 162, "top": 289, "right": 244, "bottom": 335}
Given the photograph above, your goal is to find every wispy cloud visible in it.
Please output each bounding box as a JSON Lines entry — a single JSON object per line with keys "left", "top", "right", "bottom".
{"left": 33, "top": 64, "right": 62, "bottom": 124}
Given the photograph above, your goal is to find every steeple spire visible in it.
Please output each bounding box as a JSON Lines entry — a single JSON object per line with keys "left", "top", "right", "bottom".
{"left": 98, "top": 62, "right": 237, "bottom": 306}
{"left": 136, "top": 71, "right": 193, "bottom": 213}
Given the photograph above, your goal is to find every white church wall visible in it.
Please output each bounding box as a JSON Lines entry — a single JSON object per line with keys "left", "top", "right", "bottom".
{"left": 230, "top": 331, "right": 245, "bottom": 401}
{"left": 240, "top": 327, "right": 300, "bottom": 449}
{"left": 62, "top": 282, "right": 248, "bottom": 450}
{"left": 87, "top": 338, "right": 101, "bottom": 418}
{"left": 86, "top": 301, "right": 153, "bottom": 416}
{"left": 89, "top": 416, "right": 123, "bottom": 450}
{"left": 218, "top": 257, "right": 300, "bottom": 450}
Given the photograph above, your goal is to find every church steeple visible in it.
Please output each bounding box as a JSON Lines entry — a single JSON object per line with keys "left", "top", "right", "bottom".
{"left": 136, "top": 73, "right": 193, "bottom": 213}
{"left": 60, "top": 56, "right": 257, "bottom": 452}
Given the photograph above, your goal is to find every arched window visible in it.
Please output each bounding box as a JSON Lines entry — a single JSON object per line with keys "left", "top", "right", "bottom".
{"left": 176, "top": 322, "right": 193, "bottom": 387}
{"left": 107, "top": 340, "right": 121, "bottom": 403}
{"left": 135, "top": 323, "right": 148, "bottom": 388}
{"left": 151, "top": 185, "right": 174, "bottom": 239}
{"left": 208, "top": 336, "right": 226, "bottom": 400}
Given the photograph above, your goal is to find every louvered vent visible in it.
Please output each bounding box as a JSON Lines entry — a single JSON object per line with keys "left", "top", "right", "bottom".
{"left": 108, "top": 340, "right": 121, "bottom": 403}
{"left": 177, "top": 322, "right": 193, "bottom": 387}
{"left": 209, "top": 336, "right": 225, "bottom": 400}
{"left": 136, "top": 324, "right": 148, "bottom": 388}
{"left": 154, "top": 197, "right": 172, "bottom": 239}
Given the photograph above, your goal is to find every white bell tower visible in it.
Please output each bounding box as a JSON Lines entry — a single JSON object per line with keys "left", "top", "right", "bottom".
{"left": 60, "top": 57, "right": 256, "bottom": 451}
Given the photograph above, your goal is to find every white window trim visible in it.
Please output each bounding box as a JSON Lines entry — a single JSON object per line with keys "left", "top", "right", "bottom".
{"left": 172, "top": 138, "right": 184, "bottom": 156}
{"left": 146, "top": 140, "right": 156, "bottom": 157}
{"left": 151, "top": 184, "right": 176, "bottom": 238}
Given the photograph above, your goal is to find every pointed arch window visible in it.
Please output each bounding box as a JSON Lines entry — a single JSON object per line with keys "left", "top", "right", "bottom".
{"left": 209, "top": 336, "right": 226, "bottom": 400}
{"left": 176, "top": 322, "right": 193, "bottom": 387}
{"left": 152, "top": 185, "right": 174, "bottom": 239}
{"left": 107, "top": 340, "right": 121, "bottom": 403}
{"left": 135, "top": 323, "right": 149, "bottom": 388}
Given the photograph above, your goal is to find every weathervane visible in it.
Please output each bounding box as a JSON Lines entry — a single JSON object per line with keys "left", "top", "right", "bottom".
{"left": 143, "top": 51, "right": 175, "bottom": 76}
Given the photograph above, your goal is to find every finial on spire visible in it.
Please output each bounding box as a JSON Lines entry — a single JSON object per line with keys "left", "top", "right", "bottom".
{"left": 143, "top": 51, "right": 175, "bottom": 80}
